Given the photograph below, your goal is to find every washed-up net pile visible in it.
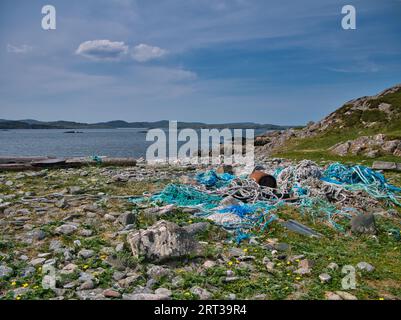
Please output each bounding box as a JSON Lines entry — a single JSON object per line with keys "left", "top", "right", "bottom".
{"left": 130, "top": 160, "right": 401, "bottom": 243}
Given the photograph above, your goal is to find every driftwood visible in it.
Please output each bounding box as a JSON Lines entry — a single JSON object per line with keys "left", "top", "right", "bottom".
{"left": 0, "top": 156, "right": 137, "bottom": 172}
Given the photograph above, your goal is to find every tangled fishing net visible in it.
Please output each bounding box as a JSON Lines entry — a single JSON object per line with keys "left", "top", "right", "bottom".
{"left": 130, "top": 160, "right": 401, "bottom": 243}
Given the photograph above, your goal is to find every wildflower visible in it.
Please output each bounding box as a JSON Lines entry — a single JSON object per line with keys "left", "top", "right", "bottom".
{"left": 83, "top": 264, "right": 89, "bottom": 270}
{"left": 33, "top": 285, "right": 39, "bottom": 290}
{"left": 100, "top": 255, "right": 107, "bottom": 260}
{"left": 15, "top": 296, "right": 21, "bottom": 300}
{"left": 22, "top": 283, "right": 29, "bottom": 288}
{"left": 188, "top": 220, "right": 193, "bottom": 224}
{"left": 295, "top": 277, "right": 301, "bottom": 281}
{"left": 243, "top": 248, "right": 248, "bottom": 253}
{"left": 37, "top": 266, "right": 42, "bottom": 272}
{"left": 286, "top": 273, "right": 291, "bottom": 276}
{"left": 379, "top": 297, "right": 384, "bottom": 301}
{"left": 228, "top": 261, "right": 233, "bottom": 266}
{"left": 11, "top": 281, "right": 16, "bottom": 286}
{"left": 287, "top": 261, "right": 291, "bottom": 265}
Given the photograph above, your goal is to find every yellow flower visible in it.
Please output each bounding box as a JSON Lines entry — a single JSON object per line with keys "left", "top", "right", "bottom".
{"left": 243, "top": 248, "right": 248, "bottom": 253}
{"left": 228, "top": 261, "right": 233, "bottom": 266}
{"left": 188, "top": 220, "right": 193, "bottom": 224}
{"left": 286, "top": 273, "right": 291, "bottom": 276}
{"left": 277, "top": 263, "right": 282, "bottom": 266}
{"left": 295, "top": 277, "right": 301, "bottom": 281}
{"left": 83, "top": 264, "right": 89, "bottom": 270}
{"left": 37, "top": 267, "right": 42, "bottom": 272}
{"left": 22, "top": 283, "right": 29, "bottom": 288}
{"left": 11, "top": 281, "right": 17, "bottom": 286}
{"left": 33, "top": 285, "right": 39, "bottom": 290}
{"left": 379, "top": 297, "right": 384, "bottom": 301}
{"left": 16, "top": 296, "right": 21, "bottom": 300}
{"left": 287, "top": 261, "right": 291, "bottom": 265}
{"left": 100, "top": 255, "right": 107, "bottom": 260}
{"left": 295, "top": 259, "right": 300, "bottom": 263}
{"left": 184, "top": 292, "right": 191, "bottom": 296}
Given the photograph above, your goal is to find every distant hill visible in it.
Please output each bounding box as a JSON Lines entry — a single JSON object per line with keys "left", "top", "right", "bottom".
{"left": 0, "top": 119, "right": 293, "bottom": 130}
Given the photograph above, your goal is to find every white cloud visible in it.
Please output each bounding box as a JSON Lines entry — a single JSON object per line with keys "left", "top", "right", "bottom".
{"left": 7, "top": 44, "right": 32, "bottom": 54}
{"left": 75, "top": 40, "right": 128, "bottom": 61}
{"left": 131, "top": 44, "right": 168, "bottom": 62}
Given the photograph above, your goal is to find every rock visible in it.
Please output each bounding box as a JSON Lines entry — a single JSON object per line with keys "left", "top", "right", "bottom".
{"left": 351, "top": 213, "right": 377, "bottom": 235}
{"left": 325, "top": 291, "right": 342, "bottom": 300}
{"left": 319, "top": 273, "right": 331, "bottom": 283}
{"left": 118, "top": 275, "right": 140, "bottom": 288}
{"left": 103, "top": 289, "right": 121, "bottom": 298}
{"left": 68, "top": 186, "right": 82, "bottom": 195}
{"left": 147, "top": 265, "right": 171, "bottom": 279}
{"left": 207, "top": 213, "right": 242, "bottom": 226}
{"left": 275, "top": 243, "right": 290, "bottom": 252}
{"left": 154, "top": 288, "right": 172, "bottom": 297}
{"left": 298, "top": 259, "right": 314, "bottom": 270}
{"left": 0, "top": 265, "right": 13, "bottom": 278}
{"left": 203, "top": 260, "right": 216, "bottom": 269}
{"left": 78, "top": 229, "right": 93, "bottom": 237}
{"left": 335, "top": 291, "right": 358, "bottom": 300}
{"left": 190, "top": 286, "right": 212, "bottom": 300}
{"left": 327, "top": 262, "right": 339, "bottom": 271}
{"left": 55, "top": 198, "right": 68, "bottom": 209}
{"left": 366, "top": 150, "right": 380, "bottom": 158}
{"left": 330, "top": 141, "right": 351, "bottom": 156}
{"left": 372, "top": 161, "right": 398, "bottom": 170}
{"left": 78, "top": 249, "right": 95, "bottom": 259}
{"left": 49, "top": 240, "right": 63, "bottom": 252}
{"left": 182, "top": 222, "right": 209, "bottom": 236}
{"left": 80, "top": 280, "right": 95, "bottom": 290}
{"left": 79, "top": 272, "right": 95, "bottom": 283}
{"left": 29, "top": 258, "right": 46, "bottom": 266}
{"left": 104, "top": 214, "right": 116, "bottom": 222}
{"left": 55, "top": 224, "right": 77, "bottom": 235}
{"left": 60, "top": 263, "right": 78, "bottom": 275}
{"left": 117, "top": 212, "right": 136, "bottom": 226}
{"left": 143, "top": 205, "right": 175, "bottom": 219}
{"left": 294, "top": 268, "right": 311, "bottom": 275}
{"left": 128, "top": 220, "right": 200, "bottom": 263}
{"left": 75, "top": 289, "right": 104, "bottom": 300}
{"left": 122, "top": 293, "right": 171, "bottom": 300}
{"left": 356, "top": 262, "right": 375, "bottom": 272}
{"left": 112, "top": 271, "right": 126, "bottom": 281}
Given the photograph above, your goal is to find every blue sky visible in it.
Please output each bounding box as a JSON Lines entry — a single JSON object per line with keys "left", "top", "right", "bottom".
{"left": 0, "top": 0, "right": 401, "bottom": 125}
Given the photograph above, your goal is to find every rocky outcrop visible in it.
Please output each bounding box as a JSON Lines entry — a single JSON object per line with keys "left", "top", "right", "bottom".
{"left": 127, "top": 220, "right": 201, "bottom": 263}
{"left": 329, "top": 134, "right": 401, "bottom": 158}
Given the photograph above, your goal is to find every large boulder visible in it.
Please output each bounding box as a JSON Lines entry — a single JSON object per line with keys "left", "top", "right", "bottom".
{"left": 127, "top": 220, "right": 200, "bottom": 263}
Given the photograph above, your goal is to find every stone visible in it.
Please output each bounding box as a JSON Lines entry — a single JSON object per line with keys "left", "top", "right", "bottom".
{"left": 335, "top": 291, "right": 358, "bottom": 300}
{"left": 182, "top": 222, "right": 209, "bottom": 236}
{"left": 325, "top": 291, "right": 342, "bottom": 300}
{"left": 330, "top": 141, "right": 351, "bottom": 156}
{"left": 80, "top": 280, "right": 95, "bottom": 290}
{"left": 147, "top": 265, "right": 171, "bottom": 279}
{"left": 202, "top": 260, "right": 216, "bottom": 269}
{"left": 55, "top": 198, "right": 68, "bottom": 209}
{"left": 117, "top": 212, "right": 136, "bottom": 226}
{"left": 104, "top": 214, "right": 116, "bottom": 222}
{"left": 122, "top": 293, "right": 171, "bottom": 300}
{"left": 154, "top": 288, "right": 172, "bottom": 297}
{"left": 327, "top": 262, "right": 339, "bottom": 271}
{"left": 319, "top": 273, "right": 331, "bottom": 283}
{"left": 143, "top": 205, "right": 175, "bottom": 219}
{"left": 79, "top": 229, "right": 93, "bottom": 237}
{"left": 78, "top": 249, "right": 95, "bottom": 259}
{"left": 372, "top": 161, "right": 397, "bottom": 170}
{"left": 0, "top": 265, "right": 13, "bottom": 278}
{"left": 55, "top": 224, "right": 77, "bottom": 235}
{"left": 298, "top": 259, "right": 314, "bottom": 270}
{"left": 103, "top": 289, "right": 121, "bottom": 298}
{"left": 351, "top": 213, "right": 377, "bottom": 235}
{"left": 356, "top": 262, "right": 375, "bottom": 272}
{"left": 207, "top": 213, "right": 242, "bottom": 226}
{"left": 118, "top": 275, "right": 140, "bottom": 288}
{"left": 68, "top": 186, "right": 82, "bottom": 195}
{"left": 128, "top": 220, "right": 200, "bottom": 263}
{"left": 29, "top": 258, "right": 46, "bottom": 266}
{"left": 190, "top": 286, "right": 212, "bottom": 300}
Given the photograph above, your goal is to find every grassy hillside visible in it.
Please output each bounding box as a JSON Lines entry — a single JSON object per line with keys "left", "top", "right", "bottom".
{"left": 272, "top": 85, "right": 401, "bottom": 163}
